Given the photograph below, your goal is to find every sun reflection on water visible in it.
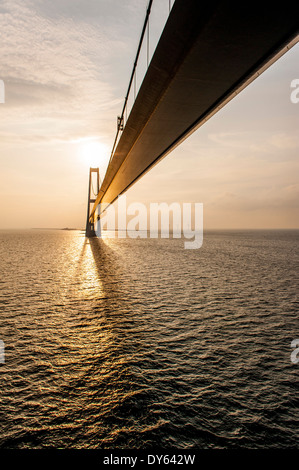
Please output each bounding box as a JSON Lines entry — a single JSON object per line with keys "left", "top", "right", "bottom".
{"left": 75, "top": 238, "right": 103, "bottom": 300}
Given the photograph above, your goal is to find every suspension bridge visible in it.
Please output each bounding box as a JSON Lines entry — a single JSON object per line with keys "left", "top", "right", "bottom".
{"left": 86, "top": 0, "right": 299, "bottom": 237}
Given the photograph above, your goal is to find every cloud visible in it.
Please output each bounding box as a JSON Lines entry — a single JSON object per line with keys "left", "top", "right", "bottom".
{"left": 269, "top": 133, "right": 299, "bottom": 150}
{"left": 0, "top": 0, "right": 127, "bottom": 144}
{"left": 208, "top": 181, "right": 299, "bottom": 212}
{"left": 208, "top": 132, "right": 252, "bottom": 148}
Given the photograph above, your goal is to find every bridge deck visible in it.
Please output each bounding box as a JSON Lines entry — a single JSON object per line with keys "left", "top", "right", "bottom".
{"left": 91, "top": 0, "right": 298, "bottom": 217}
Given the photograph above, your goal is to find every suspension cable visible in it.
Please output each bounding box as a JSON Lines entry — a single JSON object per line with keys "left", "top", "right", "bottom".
{"left": 91, "top": 177, "right": 97, "bottom": 197}
{"left": 107, "top": 0, "right": 154, "bottom": 167}
{"left": 147, "top": 18, "right": 150, "bottom": 68}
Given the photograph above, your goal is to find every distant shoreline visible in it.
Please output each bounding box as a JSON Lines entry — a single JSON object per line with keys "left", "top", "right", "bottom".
{"left": 0, "top": 228, "right": 298, "bottom": 232}
{"left": 31, "top": 228, "right": 82, "bottom": 231}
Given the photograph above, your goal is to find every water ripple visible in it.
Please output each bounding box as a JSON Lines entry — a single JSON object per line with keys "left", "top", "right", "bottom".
{"left": 0, "top": 229, "right": 298, "bottom": 448}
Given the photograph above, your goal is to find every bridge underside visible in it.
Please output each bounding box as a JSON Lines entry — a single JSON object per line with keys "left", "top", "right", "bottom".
{"left": 91, "top": 0, "right": 298, "bottom": 218}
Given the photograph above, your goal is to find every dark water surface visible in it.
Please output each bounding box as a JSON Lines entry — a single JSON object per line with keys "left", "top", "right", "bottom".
{"left": 0, "top": 229, "right": 298, "bottom": 448}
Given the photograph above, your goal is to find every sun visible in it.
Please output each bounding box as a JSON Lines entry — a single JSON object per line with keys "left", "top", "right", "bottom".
{"left": 78, "top": 140, "right": 109, "bottom": 168}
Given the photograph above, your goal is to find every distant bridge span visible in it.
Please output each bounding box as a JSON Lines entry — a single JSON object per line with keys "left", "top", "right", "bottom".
{"left": 89, "top": 0, "right": 298, "bottom": 226}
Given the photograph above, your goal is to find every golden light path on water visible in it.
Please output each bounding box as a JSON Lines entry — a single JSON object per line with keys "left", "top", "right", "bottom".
{"left": 53, "top": 233, "right": 121, "bottom": 377}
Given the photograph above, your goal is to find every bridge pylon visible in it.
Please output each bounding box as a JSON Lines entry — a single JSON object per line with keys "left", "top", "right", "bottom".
{"left": 85, "top": 167, "right": 100, "bottom": 238}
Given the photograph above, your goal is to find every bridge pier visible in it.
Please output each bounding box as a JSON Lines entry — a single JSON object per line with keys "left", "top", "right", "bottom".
{"left": 85, "top": 167, "right": 100, "bottom": 238}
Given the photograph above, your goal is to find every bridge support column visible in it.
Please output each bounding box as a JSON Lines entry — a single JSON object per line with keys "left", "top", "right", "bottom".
{"left": 85, "top": 167, "right": 100, "bottom": 238}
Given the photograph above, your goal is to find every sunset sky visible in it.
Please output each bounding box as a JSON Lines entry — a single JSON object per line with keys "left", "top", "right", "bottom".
{"left": 0, "top": 0, "right": 298, "bottom": 229}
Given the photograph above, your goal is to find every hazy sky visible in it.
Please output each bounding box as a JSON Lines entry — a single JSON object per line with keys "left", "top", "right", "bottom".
{"left": 0, "top": 0, "right": 298, "bottom": 229}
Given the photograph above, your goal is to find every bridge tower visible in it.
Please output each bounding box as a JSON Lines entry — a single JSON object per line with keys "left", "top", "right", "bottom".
{"left": 85, "top": 167, "right": 100, "bottom": 237}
